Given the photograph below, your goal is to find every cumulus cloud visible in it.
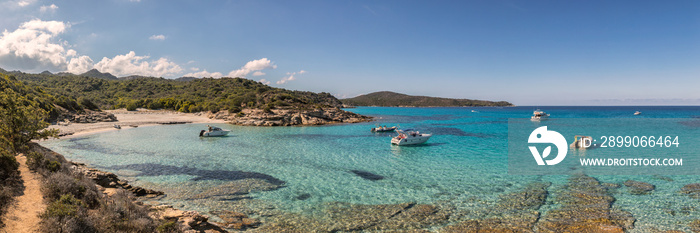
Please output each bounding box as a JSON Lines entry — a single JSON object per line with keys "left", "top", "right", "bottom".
{"left": 67, "top": 55, "right": 93, "bottom": 74}
{"left": 259, "top": 79, "right": 271, "bottom": 85}
{"left": 182, "top": 70, "right": 224, "bottom": 78}
{"left": 149, "top": 34, "right": 165, "bottom": 40}
{"left": 227, "top": 58, "right": 276, "bottom": 78}
{"left": 252, "top": 71, "right": 265, "bottom": 76}
{"left": 39, "top": 4, "right": 58, "bottom": 13}
{"left": 17, "top": 0, "right": 35, "bottom": 7}
{"left": 276, "top": 70, "right": 305, "bottom": 85}
{"left": 0, "top": 19, "right": 70, "bottom": 71}
{"left": 93, "top": 51, "right": 183, "bottom": 77}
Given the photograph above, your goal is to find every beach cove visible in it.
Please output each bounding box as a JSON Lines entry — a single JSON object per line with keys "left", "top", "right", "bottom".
{"left": 40, "top": 106, "right": 700, "bottom": 232}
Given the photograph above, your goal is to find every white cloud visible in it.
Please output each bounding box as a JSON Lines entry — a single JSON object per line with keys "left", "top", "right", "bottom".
{"left": 67, "top": 55, "right": 93, "bottom": 74}
{"left": 17, "top": 0, "right": 35, "bottom": 7}
{"left": 259, "top": 79, "right": 271, "bottom": 85}
{"left": 252, "top": 71, "right": 265, "bottom": 76}
{"left": 149, "top": 34, "right": 165, "bottom": 41}
{"left": 182, "top": 70, "right": 223, "bottom": 78}
{"left": 276, "top": 70, "right": 305, "bottom": 84}
{"left": 39, "top": 4, "right": 58, "bottom": 13}
{"left": 227, "top": 58, "right": 276, "bottom": 78}
{"left": 0, "top": 19, "right": 70, "bottom": 71}
{"left": 93, "top": 51, "right": 183, "bottom": 77}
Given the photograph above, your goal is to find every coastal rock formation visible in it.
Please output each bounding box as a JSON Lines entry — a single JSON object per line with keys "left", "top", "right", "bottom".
{"left": 70, "top": 110, "right": 117, "bottom": 123}
{"left": 535, "top": 175, "right": 635, "bottom": 232}
{"left": 623, "top": 180, "right": 655, "bottom": 195}
{"left": 70, "top": 162, "right": 163, "bottom": 197}
{"left": 208, "top": 108, "right": 371, "bottom": 126}
{"left": 442, "top": 182, "right": 550, "bottom": 232}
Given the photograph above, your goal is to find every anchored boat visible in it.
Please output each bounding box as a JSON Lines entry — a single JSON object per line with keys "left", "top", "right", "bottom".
{"left": 199, "top": 126, "right": 230, "bottom": 137}
{"left": 391, "top": 129, "right": 431, "bottom": 146}
{"left": 530, "top": 109, "right": 550, "bottom": 121}
{"left": 371, "top": 125, "right": 397, "bottom": 133}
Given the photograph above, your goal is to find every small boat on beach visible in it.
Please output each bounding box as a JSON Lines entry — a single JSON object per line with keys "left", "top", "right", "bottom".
{"left": 371, "top": 125, "right": 397, "bottom": 133}
{"left": 391, "top": 129, "right": 431, "bottom": 146}
{"left": 530, "top": 109, "right": 550, "bottom": 121}
{"left": 199, "top": 125, "right": 230, "bottom": 137}
{"left": 634, "top": 111, "right": 642, "bottom": 115}
{"left": 113, "top": 124, "right": 121, "bottom": 129}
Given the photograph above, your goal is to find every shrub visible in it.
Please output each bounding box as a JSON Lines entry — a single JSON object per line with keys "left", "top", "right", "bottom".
{"left": 26, "top": 151, "right": 44, "bottom": 171}
{"left": 46, "top": 160, "right": 61, "bottom": 172}
{"left": 42, "top": 172, "right": 100, "bottom": 208}
{"left": 41, "top": 194, "right": 96, "bottom": 233}
{"left": 0, "top": 154, "right": 19, "bottom": 181}
{"left": 263, "top": 105, "right": 273, "bottom": 114}
{"left": 156, "top": 221, "right": 179, "bottom": 233}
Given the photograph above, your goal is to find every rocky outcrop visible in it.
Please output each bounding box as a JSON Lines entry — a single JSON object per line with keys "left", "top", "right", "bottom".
{"left": 208, "top": 108, "right": 372, "bottom": 126}
{"left": 70, "top": 110, "right": 117, "bottom": 123}
{"left": 623, "top": 180, "right": 655, "bottom": 195}
{"left": 535, "top": 175, "right": 635, "bottom": 232}
{"left": 70, "top": 162, "right": 163, "bottom": 197}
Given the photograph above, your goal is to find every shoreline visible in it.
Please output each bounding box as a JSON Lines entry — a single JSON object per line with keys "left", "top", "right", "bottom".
{"left": 49, "top": 109, "right": 228, "bottom": 139}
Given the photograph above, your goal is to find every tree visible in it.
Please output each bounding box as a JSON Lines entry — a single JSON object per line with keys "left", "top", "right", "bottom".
{"left": 0, "top": 88, "right": 59, "bottom": 154}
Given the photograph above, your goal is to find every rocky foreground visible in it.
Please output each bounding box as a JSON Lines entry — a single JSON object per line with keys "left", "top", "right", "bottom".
{"left": 207, "top": 108, "right": 372, "bottom": 126}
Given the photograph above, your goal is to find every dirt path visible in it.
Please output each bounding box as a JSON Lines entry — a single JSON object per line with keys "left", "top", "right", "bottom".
{"left": 1, "top": 154, "right": 45, "bottom": 233}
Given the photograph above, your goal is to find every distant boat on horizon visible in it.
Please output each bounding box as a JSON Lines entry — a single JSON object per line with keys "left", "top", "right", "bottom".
{"left": 634, "top": 111, "right": 642, "bottom": 115}
{"left": 530, "top": 109, "right": 550, "bottom": 121}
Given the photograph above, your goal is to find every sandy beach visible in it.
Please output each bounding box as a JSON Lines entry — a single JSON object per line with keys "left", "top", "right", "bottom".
{"left": 48, "top": 109, "right": 227, "bottom": 138}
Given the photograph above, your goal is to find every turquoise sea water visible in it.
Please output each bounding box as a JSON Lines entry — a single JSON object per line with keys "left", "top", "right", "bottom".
{"left": 39, "top": 106, "right": 700, "bottom": 231}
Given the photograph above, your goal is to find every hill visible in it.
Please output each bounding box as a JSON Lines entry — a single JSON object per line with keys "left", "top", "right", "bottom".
{"left": 342, "top": 91, "right": 513, "bottom": 107}
{"left": 80, "top": 69, "right": 117, "bottom": 80}
{"left": 8, "top": 70, "right": 370, "bottom": 126}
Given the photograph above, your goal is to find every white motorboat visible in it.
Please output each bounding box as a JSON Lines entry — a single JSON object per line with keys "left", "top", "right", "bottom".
{"left": 634, "top": 111, "right": 641, "bottom": 115}
{"left": 391, "top": 129, "right": 431, "bottom": 146}
{"left": 371, "top": 125, "right": 397, "bottom": 132}
{"left": 199, "top": 126, "right": 230, "bottom": 137}
{"left": 530, "top": 109, "right": 550, "bottom": 121}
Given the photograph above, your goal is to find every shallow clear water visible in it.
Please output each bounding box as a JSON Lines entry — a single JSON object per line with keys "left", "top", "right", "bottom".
{"left": 39, "top": 106, "right": 700, "bottom": 231}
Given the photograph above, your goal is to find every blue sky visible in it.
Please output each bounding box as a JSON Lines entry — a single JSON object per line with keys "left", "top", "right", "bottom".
{"left": 1, "top": 0, "right": 699, "bottom": 105}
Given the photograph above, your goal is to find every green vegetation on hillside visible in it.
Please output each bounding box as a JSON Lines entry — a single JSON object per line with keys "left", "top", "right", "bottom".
{"left": 341, "top": 91, "right": 513, "bottom": 107}
{"left": 0, "top": 72, "right": 59, "bottom": 227}
{"left": 11, "top": 71, "right": 343, "bottom": 114}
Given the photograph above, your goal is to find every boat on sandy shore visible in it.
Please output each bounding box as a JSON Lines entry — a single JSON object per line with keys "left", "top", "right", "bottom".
{"left": 530, "top": 109, "right": 549, "bottom": 121}
{"left": 391, "top": 129, "right": 431, "bottom": 146}
{"left": 199, "top": 126, "right": 230, "bottom": 137}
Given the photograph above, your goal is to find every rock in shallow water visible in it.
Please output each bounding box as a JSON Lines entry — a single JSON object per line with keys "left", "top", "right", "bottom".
{"left": 681, "top": 183, "right": 700, "bottom": 199}
{"left": 623, "top": 180, "right": 655, "bottom": 195}
{"left": 535, "top": 175, "right": 635, "bottom": 233}
{"left": 350, "top": 170, "right": 384, "bottom": 181}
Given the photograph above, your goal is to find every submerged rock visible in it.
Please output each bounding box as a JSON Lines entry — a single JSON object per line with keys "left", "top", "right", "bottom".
{"left": 441, "top": 182, "right": 550, "bottom": 232}
{"left": 350, "top": 170, "right": 385, "bottom": 181}
{"left": 681, "top": 183, "right": 700, "bottom": 199}
{"left": 188, "top": 178, "right": 283, "bottom": 200}
{"left": 212, "top": 210, "right": 261, "bottom": 230}
{"left": 535, "top": 175, "right": 635, "bottom": 232}
{"left": 623, "top": 180, "right": 655, "bottom": 195}
{"left": 294, "top": 193, "right": 311, "bottom": 201}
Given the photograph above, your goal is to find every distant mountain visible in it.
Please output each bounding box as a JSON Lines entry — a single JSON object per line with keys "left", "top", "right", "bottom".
{"left": 341, "top": 91, "right": 513, "bottom": 107}
{"left": 80, "top": 69, "right": 117, "bottom": 80}
{"left": 40, "top": 70, "right": 53, "bottom": 75}
{"left": 175, "top": 76, "right": 197, "bottom": 82}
